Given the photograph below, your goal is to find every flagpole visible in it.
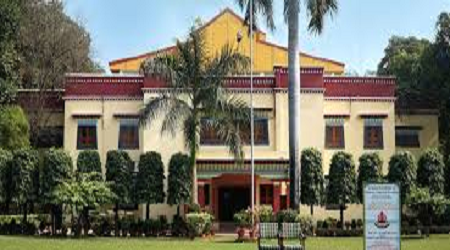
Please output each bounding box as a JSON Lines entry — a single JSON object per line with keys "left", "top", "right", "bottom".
{"left": 250, "top": 0, "right": 255, "bottom": 226}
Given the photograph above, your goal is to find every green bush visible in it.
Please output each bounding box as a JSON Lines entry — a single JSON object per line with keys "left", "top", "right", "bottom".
{"left": 167, "top": 153, "right": 191, "bottom": 208}
{"left": 233, "top": 209, "right": 252, "bottom": 228}
{"left": 0, "top": 106, "right": 29, "bottom": 150}
{"left": 186, "top": 212, "right": 214, "bottom": 237}
{"left": 77, "top": 150, "right": 101, "bottom": 174}
{"left": 300, "top": 148, "right": 324, "bottom": 215}
{"left": 387, "top": 151, "right": 417, "bottom": 203}
{"left": 276, "top": 209, "right": 298, "bottom": 223}
{"left": 417, "top": 149, "right": 445, "bottom": 195}
{"left": 297, "top": 214, "right": 313, "bottom": 235}
{"left": 256, "top": 205, "right": 274, "bottom": 222}
{"left": 357, "top": 152, "right": 383, "bottom": 202}
{"left": 0, "top": 149, "right": 13, "bottom": 212}
{"left": 171, "top": 215, "right": 188, "bottom": 237}
{"left": 326, "top": 152, "right": 356, "bottom": 226}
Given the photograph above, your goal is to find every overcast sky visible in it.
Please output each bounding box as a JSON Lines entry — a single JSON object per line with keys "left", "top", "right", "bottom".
{"left": 65, "top": 0, "right": 450, "bottom": 74}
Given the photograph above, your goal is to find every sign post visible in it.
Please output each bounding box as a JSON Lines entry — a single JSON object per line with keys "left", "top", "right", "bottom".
{"left": 364, "top": 183, "right": 401, "bottom": 250}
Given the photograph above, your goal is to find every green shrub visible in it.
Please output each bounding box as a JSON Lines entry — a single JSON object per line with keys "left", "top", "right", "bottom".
{"left": 167, "top": 153, "right": 191, "bottom": 209}
{"left": 77, "top": 150, "right": 101, "bottom": 174}
{"left": 233, "top": 209, "right": 252, "bottom": 227}
{"left": 297, "top": 214, "right": 313, "bottom": 235}
{"left": 417, "top": 149, "right": 445, "bottom": 195}
{"left": 357, "top": 152, "right": 383, "bottom": 202}
{"left": 0, "top": 149, "right": 13, "bottom": 211}
{"left": 186, "top": 212, "right": 214, "bottom": 237}
{"left": 300, "top": 148, "right": 324, "bottom": 215}
{"left": 171, "top": 215, "right": 188, "bottom": 237}
{"left": 256, "top": 205, "right": 274, "bottom": 222}
{"left": 387, "top": 151, "right": 417, "bottom": 203}
{"left": 276, "top": 209, "right": 298, "bottom": 223}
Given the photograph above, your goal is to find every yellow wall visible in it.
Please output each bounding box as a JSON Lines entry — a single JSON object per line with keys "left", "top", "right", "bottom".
{"left": 109, "top": 9, "right": 345, "bottom": 75}
{"left": 395, "top": 113, "right": 440, "bottom": 160}
{"left": 323, "top": 100, "right": 396, "bottom": 174}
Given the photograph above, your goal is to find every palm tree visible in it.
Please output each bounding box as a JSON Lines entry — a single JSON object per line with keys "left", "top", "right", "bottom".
{"left": 139, "top": 25, "right": 250, "bottom": 203}
{"left": 235, "top": 0, "right": 338, "bottom": 208}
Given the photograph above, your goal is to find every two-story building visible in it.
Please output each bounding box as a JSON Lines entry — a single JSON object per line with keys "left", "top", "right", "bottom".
{"left": 60, "top": 8, "right": 439, "bottom": 221}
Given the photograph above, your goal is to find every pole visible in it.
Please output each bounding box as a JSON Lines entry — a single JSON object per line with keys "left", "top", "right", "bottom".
{"left": 250, "top": 0, "right": 255, "bottom": 226}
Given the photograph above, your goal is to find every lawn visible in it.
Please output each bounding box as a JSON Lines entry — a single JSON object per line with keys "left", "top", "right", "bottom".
{"left": 0, "top": 235, "right": 450, "bottom": 250}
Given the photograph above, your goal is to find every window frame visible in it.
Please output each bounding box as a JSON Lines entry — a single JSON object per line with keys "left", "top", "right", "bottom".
{"left": 118, "top": 119, "right": 140, "bottom": 150}
{"left": 395, "top": 126, "right": 421, "bottom": 148}
{"left": 363, "top": 118, "right": 384, "bottom": 150}
{"left": 77, "top": 120, "right": 98, "bottom": 150}
{"left": 325, "top": 118, "right": 345, "bottom": 149}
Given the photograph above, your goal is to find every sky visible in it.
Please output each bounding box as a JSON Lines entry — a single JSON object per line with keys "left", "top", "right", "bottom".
{"left": 64, "top": 0, "right": 450, "bottom": 74}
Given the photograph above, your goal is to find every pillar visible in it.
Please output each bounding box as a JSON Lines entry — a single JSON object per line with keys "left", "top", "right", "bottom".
{"left": 273, "top": 182, "right": 281, "bottom": 213}
{"left": 198, "top": 182, "right": 205, "bottom": 208}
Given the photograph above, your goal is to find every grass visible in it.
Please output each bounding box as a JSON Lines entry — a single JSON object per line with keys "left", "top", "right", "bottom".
{"left": 0, "top": 235, "right": 449, "bottom": 250}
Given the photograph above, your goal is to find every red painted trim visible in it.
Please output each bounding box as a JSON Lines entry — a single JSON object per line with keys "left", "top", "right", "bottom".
{"left": 324, "top": 114, "right": 351, "bottom": 118}
{"left": 72, "top": 114, "right": 102, "bottom": 118}
{"left": 196, "top": 159, "right": 289, "bottom": 164}
{"left": 359, "top": 114, "right": 389, "bottom": 118}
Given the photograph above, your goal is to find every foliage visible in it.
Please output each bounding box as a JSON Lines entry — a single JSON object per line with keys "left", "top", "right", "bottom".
{"left": 167, "top": 153, "right": 191, "bottom": 206}
{"left": 357, "top": 153, "right": 383, "bottom": 202}
{"left": 18, "top": 0, "right": 102, "bottom": 146}
{"left": 105, "top": 150, "right": 133, "bottom": 205}
{"left": 276, "top": 209, "right": 298, "bottom": 223}
{"left": 54, "top": 173, "right": 115, "bottom": 218}
{"left": 40, "top": 148, "right": 72, "bottom": 205}
{"left": 446, "top": 158, "right": 450, "bottom": 198}
{"left": 326, "top": 152, "right": 357, "bottom": 206}
{"left": 233, "top": 209, "right": 252, "bottom": 228}
{"left": 185, "top": 212, "right": 214, "bottom": 237}
{"left": 77, "top": 150, "right": 102, "bottom": 175}
{"left": 0, "top": 149, "right": 12, "bottom": 210}
{"left": 417, "top": 149, "right": 445, "bottom": 195}
{"left": 0, "top": 106, "right": 30, "bottom": 150}
{"left": 11, "top": 149, "right": 39, "bottom": 207}
{"left": 139, "top": 23, "right": 250, "bottom": 177}
{"left": 0, "top": 0, "right": 21, "bottom": 105}
{"left": 255, "top": 205, "right": 274, "bottom": 223}
{"left": 297, "top": 214, "right": 313, "bottom": 235}
{"left": 387, "top": 151, "right": 417, "bottom": 203}
{"left": 300, "top": 148, "right": 324, "bottom": 209}
{"left": 135, "top": 151, "right": 165, "bottom": 206}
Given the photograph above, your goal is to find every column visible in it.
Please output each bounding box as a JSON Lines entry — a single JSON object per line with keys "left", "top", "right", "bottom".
{"left": 198, "top": 182, "right": 205, "bottom": 208}
{"left": 273, "top": 182, "right": 281, "bottom": 213}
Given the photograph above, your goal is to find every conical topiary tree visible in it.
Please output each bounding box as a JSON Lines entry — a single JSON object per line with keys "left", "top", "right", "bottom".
{"left": 387, "top": 151, "right": 417, "bottom": 204}
{"left": 135, "top": 151, "right": 165, "bottom": 220}
{"left": 77, "top": 150, "right": 102, "bottom": 176}
{"left": 357, "top": 153, "right": 383, "bottom": 202}
{"left": 167, "top": 153, "right": 191, "bottom": 215}
{"left": 417, "top": 149, "right": 445, "bottom": 195}
{"left": 105, "top": 150, "right": 132, "bottom": 236}
{"left": 300, "top": 148, "right": 324, "bottom": 215}
{"left": 326, "top": 151, "right": 356, "bottom": 227}
{"left": 0, "top": 149, "right": 13, "bottom": 213}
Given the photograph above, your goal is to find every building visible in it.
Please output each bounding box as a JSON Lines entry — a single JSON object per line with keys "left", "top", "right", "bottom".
{"left": 58, "top": 8, "right": 439, "bottom": 221}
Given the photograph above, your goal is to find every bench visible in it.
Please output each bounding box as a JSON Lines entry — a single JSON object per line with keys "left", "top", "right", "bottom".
{"left": 257, "top": 223, "right": 306, "bottom": 250}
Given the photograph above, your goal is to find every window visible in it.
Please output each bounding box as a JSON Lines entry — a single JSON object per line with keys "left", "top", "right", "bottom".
{"left": 364, "top": 118, "right": 384, "bottom": 149}
{"left": 77, "top": 120, "right": 97, "bottom": 150}
{"left": 325, "top": 118, "right": 345, "bottom": 149}
{"left": 119, "top": 119, "right": 139, "bottom": 150}
{"left": 260, "top": 184, "right": 273, "bottom": 205}
{"left": 200, "top": 117, "right": 269, "bottom": 146}
{"left": 204, "top": 184, "right": 211, "bottom": 206}
{"left": 396, "top": 127, "right": 421, "bottom": 148}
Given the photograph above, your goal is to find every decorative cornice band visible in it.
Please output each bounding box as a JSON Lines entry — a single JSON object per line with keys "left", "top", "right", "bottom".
{"left": 63, "top": 96, "right": 143, "bottom": 101}
{"left": 324, "top": 97, "right": 396, "bottom": 102}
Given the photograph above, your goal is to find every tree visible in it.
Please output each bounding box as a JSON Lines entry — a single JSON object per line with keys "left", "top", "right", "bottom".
{"left": 77, "top": 150, "right": 102, "bottom": 177}
{"left": 235, "top": 0, "right": 338, "bottom": 209}
{"left": 326, "top": 151, "right": 356, "bottom": 227}
{"left": 140, "top": 24, "right": 250, "bottom": 203}
{"left": 0, "top": 106, "right": 30, "bottom": 150}
{"left": 54, "top": 173, "right": 114, "bottom": 237}
{"left": 357, "top": 153, "right": 383, "bottom": 202}
{"left": 105, "top": 150, "right": 133, "bottom": 236}
{"left": 406, "top": 186, "right": 449, "bottom": 237}
{"left": 387, "top": 151, "right": 417, "bottom": 204}
{"left": 41, "top": 148, "right": 72, "bottom": 234}
{"left": 0, "top": 0, "right": 21, "bottom": 105}
{"left": 17, "top": 0, "right": 102, "bottom": 146}
{"left": 417, "top": 149, "right": 445, "bottom": 196}
{"left": 11, "top": 149, "right": 39, "bottom": 225}
{"left": 167, "top": 153, "right": 191, "bottom": 214}
{"left": 446, "top": 157, "right": 450, "bottom": 198}
{"left": 135, "top": 151, "right": 165, "bottom": 221}
{"left": 300, "top": 148, "right": 323, "bottom": 215}
{"left": 0, "top": 149, "right": 12, "bottom": 214}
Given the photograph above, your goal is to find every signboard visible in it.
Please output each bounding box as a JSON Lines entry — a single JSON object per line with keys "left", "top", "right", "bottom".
{"left": 364, "top": 183, "right": 401, "bottom": 250}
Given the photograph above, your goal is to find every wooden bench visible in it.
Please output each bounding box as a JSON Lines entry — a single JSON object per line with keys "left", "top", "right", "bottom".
{"left": 257, "top": 223, "right": 306, "bottom": 250}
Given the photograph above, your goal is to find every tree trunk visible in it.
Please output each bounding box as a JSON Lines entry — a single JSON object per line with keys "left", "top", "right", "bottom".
{"left": 288, "top": 0, "right": 301, "bottom": 210}
{"left": 310, "top": 204, "right": 313, "bottom": 216}
{"left": 340, "top": 204, "right": 344, "bottom": 228}
{"left": 146, "top": 203, "right": 150, "bottom": 221}
{"left": 83, "top": 207, "right": 90, "bottom": 237}
{"left": 190, "top": 136, "right": 198, "bottom": 204}
{"left": 22, "top": 202, "right": 28, "bottom": 234}
{"left": 115, "top": 203, "right": 119, "bottom": 237}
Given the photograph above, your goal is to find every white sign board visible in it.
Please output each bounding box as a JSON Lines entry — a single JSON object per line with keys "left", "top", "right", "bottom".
{"left": 364, "top": 183, "right": 401, "bottom": 250}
